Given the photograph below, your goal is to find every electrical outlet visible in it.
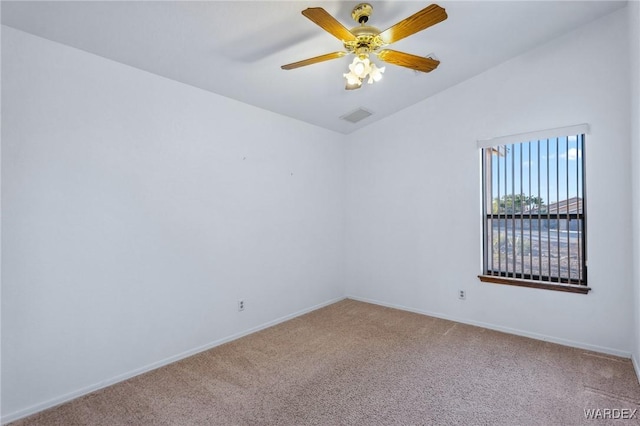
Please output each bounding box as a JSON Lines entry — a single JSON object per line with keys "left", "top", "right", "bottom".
{"left": 458, "top": 290, "right": 466, "bottom": 300}
{"left": 238, "top": 299, "right": 245, "bottom": 311}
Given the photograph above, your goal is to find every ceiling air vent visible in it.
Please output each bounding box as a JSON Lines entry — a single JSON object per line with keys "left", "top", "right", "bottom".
{"left": 340, "top": 108, "right": 373, "bottom": 124}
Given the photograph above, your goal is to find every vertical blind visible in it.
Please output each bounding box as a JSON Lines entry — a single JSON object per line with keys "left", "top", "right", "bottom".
{"left": 479, "top": 124, "right": 588, "bottom": 287}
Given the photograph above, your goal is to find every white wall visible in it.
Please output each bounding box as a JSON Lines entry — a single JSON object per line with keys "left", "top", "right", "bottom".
{"left": 1, "top": 27, "right": 345, "bottom": 421}
{"left": 0, "top": 4, "right": 3, "bottom": 420}
{"left": 346, "top": 8, "right": 633, "bottom": 356}
{"left": 630, "top": 0, "right": 640, "bottom": 377}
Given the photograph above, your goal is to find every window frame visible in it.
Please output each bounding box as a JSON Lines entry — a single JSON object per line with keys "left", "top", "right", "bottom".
{"left": 477, "top": 126, "right": 590, "bottom": 294}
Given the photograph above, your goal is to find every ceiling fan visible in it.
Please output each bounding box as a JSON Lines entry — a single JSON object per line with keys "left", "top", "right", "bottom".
{"left": 281, "top": 3, "right": 447, "bottom": 90}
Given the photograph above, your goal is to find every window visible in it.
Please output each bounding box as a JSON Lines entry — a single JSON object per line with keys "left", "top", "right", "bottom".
{"left": 478, "top": 125, "right": 589, "bottom": 294}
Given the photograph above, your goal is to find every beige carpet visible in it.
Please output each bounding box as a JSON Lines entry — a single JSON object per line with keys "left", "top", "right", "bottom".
{"left": 10, "top": 299, "right": 640, "bottom": 425}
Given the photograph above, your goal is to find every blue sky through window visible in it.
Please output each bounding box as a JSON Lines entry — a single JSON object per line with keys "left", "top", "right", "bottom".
{"left": 491, "top": 135, "right": 583, "bottom": 207}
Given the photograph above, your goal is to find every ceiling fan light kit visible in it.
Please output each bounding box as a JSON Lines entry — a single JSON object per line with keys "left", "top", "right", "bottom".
{"left": 281, "top": 3, "right": 447, "bottom": 91}
{"left": 344, "top": 56, "right": 385, "bottom": 90}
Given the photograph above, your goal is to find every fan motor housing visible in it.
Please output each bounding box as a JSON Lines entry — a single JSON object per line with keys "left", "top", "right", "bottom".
{"left": 344, "top": 26, "right": 385, "bottom": 57}
{"left": 345, "top": 4, "right": 386, "bottom": 56}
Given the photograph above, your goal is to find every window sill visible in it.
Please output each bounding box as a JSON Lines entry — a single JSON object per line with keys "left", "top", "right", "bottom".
{"left": 478, "top": 275, "right": 591, "bottom": 294}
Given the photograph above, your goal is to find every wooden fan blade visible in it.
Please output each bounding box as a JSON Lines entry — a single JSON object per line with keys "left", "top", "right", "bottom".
{"left": 378, "top": 4, "right": 447, "bottom": 44}
{"left": 281, "top": 51, "right": 347, "bottom": 70}
{"left": 302, "top": 8, "right": 357, "bottom": 42}
{"left": 377, "top": 49, "right": 440, "bottom": 73}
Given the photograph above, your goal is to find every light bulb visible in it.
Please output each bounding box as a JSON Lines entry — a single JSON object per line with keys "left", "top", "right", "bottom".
{"left": 368, "top": 64, "right": 385, "bottom": 84}
{"left": 349, "top": 57, "right": 371, "bottom": 79}
{"left": 343, "top": 70, "right": 361, "bottom": 85}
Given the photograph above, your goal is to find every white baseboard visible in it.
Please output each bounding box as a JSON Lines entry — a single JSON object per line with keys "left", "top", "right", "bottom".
{"left": 633, "top": 355, "right": 640, "bottom": 385}
{"left": 1, "top": 296, "right": 346, "bottom": 425}
{"left": 346, "top": 295, "right": 632, "bottom": 359}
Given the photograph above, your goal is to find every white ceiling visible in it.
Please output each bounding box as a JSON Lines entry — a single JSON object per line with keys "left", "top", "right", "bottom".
{"left": 1, "top": 1, "right": 627, "bottom": 134}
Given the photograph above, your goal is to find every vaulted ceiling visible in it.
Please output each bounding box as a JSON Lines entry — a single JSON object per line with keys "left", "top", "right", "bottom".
{"left": 1, "top": 1, "right": 627, "bottom": 134}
